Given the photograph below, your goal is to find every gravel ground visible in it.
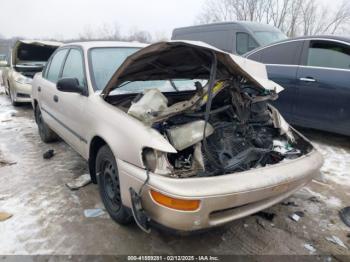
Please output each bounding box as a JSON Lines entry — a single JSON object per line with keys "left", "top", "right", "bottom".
{"left": 0, "top": 84, "right": 349, "bottom": 256}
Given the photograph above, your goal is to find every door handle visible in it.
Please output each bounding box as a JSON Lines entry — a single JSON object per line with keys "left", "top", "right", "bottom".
{"left": 38, "top": 86, "right": 41, "bottom": 92}
{"left": 299, "top": 77, "right": 316, "bottom": 82}
{"left": 53, "top": 95, "right": 59, "bottom": 102}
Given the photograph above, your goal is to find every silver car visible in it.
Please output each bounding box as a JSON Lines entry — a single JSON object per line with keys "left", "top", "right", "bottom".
{"left": 31, "top": 41, "right": 323, "bottom": 232}
{"left": 3, "top": 40, "right": 61, "bottom": 106}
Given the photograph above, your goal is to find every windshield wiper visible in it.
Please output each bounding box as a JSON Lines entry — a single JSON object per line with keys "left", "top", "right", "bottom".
{"left": 118, "top": 81, "right": 133, "bottom": 88}
{"left": 169, "top": 79, "right": 179, "bottom": 92}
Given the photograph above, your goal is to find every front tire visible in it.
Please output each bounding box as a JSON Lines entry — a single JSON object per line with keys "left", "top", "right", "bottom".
{"left": 35, "top": 105, "right": 58, "bottom": 143}
{"left": 96, "top": 145, "right": 133, "bottom": 225}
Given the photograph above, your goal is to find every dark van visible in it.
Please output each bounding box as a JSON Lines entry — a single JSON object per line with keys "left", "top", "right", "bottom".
{"left": 171, "top": 21, "right": 287, "bottom": 55}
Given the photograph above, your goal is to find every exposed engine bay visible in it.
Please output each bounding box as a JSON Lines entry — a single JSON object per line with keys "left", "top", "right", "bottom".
{"left": 109, "top": 77, "right": 312, "bottom": 178}
{"left": 104, "top": 42, "right": 313, "bottom": 178}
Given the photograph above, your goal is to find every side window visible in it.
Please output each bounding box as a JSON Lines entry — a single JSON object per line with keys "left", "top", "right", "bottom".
{"left": 46, "top": 49, "right": 68, "bottom": 83}
{"left": 236, "top": 32, "right": 259, "bottom": 55}
{"left": 42, "top": 59, "right": 51, "bottom": 78}
{"left": 307, "top": 41, "right": 350, "bottom": 70}
{"left": 259, "top": 41, "right": 303, "bottom": 65}
{"left": 61, "top": 49, "right": 85, "bottom": 87}
{"left": 247, "top": 50, "right": 262, "bottom": 62}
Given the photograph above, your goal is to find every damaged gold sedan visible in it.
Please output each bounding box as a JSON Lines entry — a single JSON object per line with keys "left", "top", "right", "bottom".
{"left": 31, "top": 41, "right": 323, "bottom": 232}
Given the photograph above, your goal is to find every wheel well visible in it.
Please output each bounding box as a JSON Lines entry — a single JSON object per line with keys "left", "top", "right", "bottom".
{"left": 88, "top": 136, "right": 107, "bottom": 184}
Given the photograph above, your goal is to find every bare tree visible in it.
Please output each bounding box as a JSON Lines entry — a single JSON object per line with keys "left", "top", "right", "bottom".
{"left": 97, "top": 23, "right": 122, "bottom": 40}
{"left": 78, "top": 22, "right": 122, "bottom": 41}
{"left": 126, "top": 28, "right": 152, "bottom": 43}
{"left": 79, "top": 25, "right": 96, "bottom": 40}
{"left": 196, "top": 0, "right": 350, "bottom": 37}
{"left": 153, "top": 30, "right": 169, "bottom": 42}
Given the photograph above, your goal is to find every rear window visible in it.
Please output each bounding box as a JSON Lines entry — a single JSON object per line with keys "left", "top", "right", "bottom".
{"left": 236, "top": 32, "right": 259, "bottom": 55}
{"left": 256, "top": 41, "right": 303, "bottom": 65}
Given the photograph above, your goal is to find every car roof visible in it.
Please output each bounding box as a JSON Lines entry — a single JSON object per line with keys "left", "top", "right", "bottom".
{"left": 273, "top": 35, "right": 350, "bottom": 44}
{"left": 244, "top": 34, "right": 350, "bottom": 57}
{"left": 174, "top": 21, "right": 282, "bottom": 32}
{"left": 61, "top": 41, "right": 147, "bottom": 50}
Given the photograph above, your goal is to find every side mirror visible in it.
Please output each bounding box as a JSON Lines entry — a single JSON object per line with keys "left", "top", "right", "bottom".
{"left": 57, "top": 78, "right": 82, "bottom": 94}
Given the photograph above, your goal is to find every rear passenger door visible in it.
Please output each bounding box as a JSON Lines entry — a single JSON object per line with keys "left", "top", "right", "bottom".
{"left": 295, "top": 39, "right": 350, "bottom": 133}
{"left": 247, "top": 40, "right": 304, "bottom": 123}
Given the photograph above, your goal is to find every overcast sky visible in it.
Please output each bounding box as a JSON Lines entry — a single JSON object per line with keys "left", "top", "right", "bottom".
{"left": 0, "top": 0, "right": 205, "bottom": 40}
{"left": 0, "top": 0, "right": 341, "bottom": 40}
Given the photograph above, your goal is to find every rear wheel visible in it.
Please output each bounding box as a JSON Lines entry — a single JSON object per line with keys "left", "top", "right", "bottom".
{"left": 96, "top": 145, "right": 133, "bottom": 225}
{"left": 35, "top": 105, "right": 58, "bottom": 143}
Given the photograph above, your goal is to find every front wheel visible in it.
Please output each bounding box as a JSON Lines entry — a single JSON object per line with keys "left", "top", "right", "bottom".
{"left": 8, "top": 83, "right": 19, "bottom": 106}
{"left": 35, "top": 105, "right": 58, "bottom": 143}
{"left": 96, "top": 145, "right": 133, "bottom": 225}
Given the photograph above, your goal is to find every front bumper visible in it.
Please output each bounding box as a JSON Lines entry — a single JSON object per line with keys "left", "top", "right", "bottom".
{"left": 118, "top": 148, "right": 323, "bottom": 232}
{"left": 11, "top": 81, "right": 32, "bottom": 103}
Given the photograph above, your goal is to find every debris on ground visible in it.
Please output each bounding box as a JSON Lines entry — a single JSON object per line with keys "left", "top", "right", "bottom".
{"left": 43, "top": 149, "right": 54, "bottom": 159}
{"left": 0, "top": 110, "right": 17, "bottom": 122}
{"left": 84, "top": 208, "right": 105, "bottom": 218}
{"left": 339, "top": 206, "right": 350, "bottom": 227}
{"left": 66, "top": 174, "right": 92, "bottom": 190}
{"left": 1, "top": 119, "right": 12, "bottom": 123}
{"left": 281, "top": 201, "right": 298, "bottom": 207}
{"left": 255, "top": 211, "right": 276, "bottom": 221}
{"left": 0, "top": 211, "right": 13, "bottom": 221}
{"left": 0, "top": 159, "right": 17, "bottom": 167}
{"left": 295, "top": 211, "right": 305, "bottom": 217}
{"left": 325, "top": 236, "right": 348, "bottom": 249}
{"left": 256, "top": 218, "right": 266, "bottom": 229}
{"left": 0, "top": 194, "right": 10, "bottom": 201}
{"left": 289, "top": 213, "right": 301, "bottom": 222}
{"left": 308, "top": 196, "right": 321, "bottom": 203}
{"left": 304, "top": 243, "right": 316, "bottom": 254}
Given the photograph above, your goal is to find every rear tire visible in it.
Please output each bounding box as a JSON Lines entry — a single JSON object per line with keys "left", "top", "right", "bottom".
{"left": 96, "top": 145, "right": 133, "bottom": 225}
{"left": 35, "top": 105, "right": 58, "bottom": 143}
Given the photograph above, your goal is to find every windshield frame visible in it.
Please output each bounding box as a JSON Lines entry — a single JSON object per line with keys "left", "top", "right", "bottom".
{"left": 88, "top": 46, "right": 141, "bottom": 91}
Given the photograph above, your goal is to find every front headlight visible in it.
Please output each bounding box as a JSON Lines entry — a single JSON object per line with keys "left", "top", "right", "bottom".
{"left": 14, "top": 74, "right": 32, "bottom": 85}
{"left": 142, "top": 148, "right": 173, "bottom": 175}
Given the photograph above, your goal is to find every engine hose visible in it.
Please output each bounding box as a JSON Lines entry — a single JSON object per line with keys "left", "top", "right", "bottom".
{"left": 202, "top": 51, "right": 224, "bottom": 171}
{"left": 185, "top": 105, "right": 231, "bottom": 117}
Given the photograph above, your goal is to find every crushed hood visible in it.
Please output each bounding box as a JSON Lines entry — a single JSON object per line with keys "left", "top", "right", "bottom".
{"left": 12, "top": 40, "right": 62, "bottom": 66}
{"left": 101, "top": 40, "right": 283, "bottom": 98}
